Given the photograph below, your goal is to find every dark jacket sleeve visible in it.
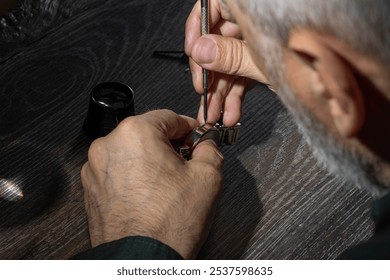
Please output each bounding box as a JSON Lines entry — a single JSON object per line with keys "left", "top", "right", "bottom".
{"left": 71, "top": 236, "right": 184, "bottom": 260}
{"left": 339, "top": 192, "right": 390, "bottom": 259}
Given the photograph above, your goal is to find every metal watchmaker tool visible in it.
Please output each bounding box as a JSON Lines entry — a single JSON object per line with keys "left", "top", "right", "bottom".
{"left": 176, "top": 0, "right": 241, "bottom": 160}
{"left": 177, "top": 121, "right": 241, "bottom": 160}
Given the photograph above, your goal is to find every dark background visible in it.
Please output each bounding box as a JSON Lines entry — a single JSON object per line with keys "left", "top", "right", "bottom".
{"left": 0, "top": 0, "right": 373, "bottom": 259}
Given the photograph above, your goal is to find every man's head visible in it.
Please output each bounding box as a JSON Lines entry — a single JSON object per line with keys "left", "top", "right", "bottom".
{"left": 225, "top": 0, "right": 390, "bottom": 197}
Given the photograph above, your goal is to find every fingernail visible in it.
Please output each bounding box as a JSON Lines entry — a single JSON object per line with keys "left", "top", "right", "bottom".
{"left": 194, "top": 37, "right": 217, "bottom": 64}
{"left": 222, "top": 110, "right": 229, "bottom": 125}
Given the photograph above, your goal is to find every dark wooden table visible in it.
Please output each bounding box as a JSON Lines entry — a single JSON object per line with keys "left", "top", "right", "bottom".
{"left": 0, "top": 0, "right": 374, "bottom": 259}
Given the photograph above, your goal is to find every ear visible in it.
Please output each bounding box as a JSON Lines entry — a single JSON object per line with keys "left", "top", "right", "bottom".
{"left": 287, "top": 29, "right": 365, "bottom": 138}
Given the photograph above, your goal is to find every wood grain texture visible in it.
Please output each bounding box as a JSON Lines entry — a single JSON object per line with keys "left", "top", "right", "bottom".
{"left": 0, "top": 0, "right": 104, "bottom": 61}
{"left": 0, "top": 0, "right": 374, "bottom": 259}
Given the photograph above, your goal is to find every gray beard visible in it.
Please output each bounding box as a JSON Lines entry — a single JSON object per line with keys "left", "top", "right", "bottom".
{"left": 257, "top": 35, "right": 389, "bottom": 198}
{"left": 279, "top": 82, "right": 388, "bottom": 198}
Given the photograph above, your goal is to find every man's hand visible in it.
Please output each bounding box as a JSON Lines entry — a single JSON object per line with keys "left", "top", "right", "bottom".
{"left": 80, "top": 110, "right": 224, "bottom": 259}
{"left": 185, "top": 0, "right": 268, "bottom": 126}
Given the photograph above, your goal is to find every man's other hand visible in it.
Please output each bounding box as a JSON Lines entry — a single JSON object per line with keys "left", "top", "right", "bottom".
{"left": 81, "top": 110, "right": 224, "bottom": 259}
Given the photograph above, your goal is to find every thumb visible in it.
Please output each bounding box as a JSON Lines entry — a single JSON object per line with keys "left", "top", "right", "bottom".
{"left": 190, "top": 139, "right": 224, "bottom": 169}
{"left": 190, "top": 34, "right": 268, "bottom": 83}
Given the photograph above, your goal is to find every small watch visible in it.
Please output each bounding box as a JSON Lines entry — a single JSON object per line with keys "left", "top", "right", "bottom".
{"left": 178, "top": 122, "right": 241, "bottom": 160}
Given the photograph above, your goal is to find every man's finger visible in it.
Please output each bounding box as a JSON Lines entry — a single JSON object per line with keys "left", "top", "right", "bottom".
{"left": 222, "top": 78, "right": 246, "bottom": 126}
{"left": 185, "top": 0, "right": 226, "bottom": 55}
{"left": 141, "top": 110, "right": 198, "bottom": 140}
{"left": 191, "top": 34, "right": 269, "bottom": 83}
{"left": 189, "top": 57, "right": 203, "bottom": 93}
{"left": 185, "top": 1, "right": 201, "bottom": 55}
{"left": 190, "top": 139, "right": 224, "bottom": 169}
{"left": 197, "top": 91, "right": 223, "bottom": 125}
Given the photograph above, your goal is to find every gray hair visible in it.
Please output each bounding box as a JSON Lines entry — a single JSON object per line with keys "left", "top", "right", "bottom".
{"left": 241, "top": 0, "right": 390, "bottom": 71}
{"left": 237, "top": 0, "right": 390, "bottom": 197}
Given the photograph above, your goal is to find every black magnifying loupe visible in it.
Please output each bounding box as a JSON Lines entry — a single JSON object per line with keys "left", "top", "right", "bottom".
{"left": 83, "top": 82, "right": 135, "bottom": 140}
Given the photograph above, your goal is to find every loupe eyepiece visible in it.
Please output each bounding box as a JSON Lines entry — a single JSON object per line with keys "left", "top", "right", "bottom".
{"left": 83, "top": 82, "right": 135, "bottom": 140}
